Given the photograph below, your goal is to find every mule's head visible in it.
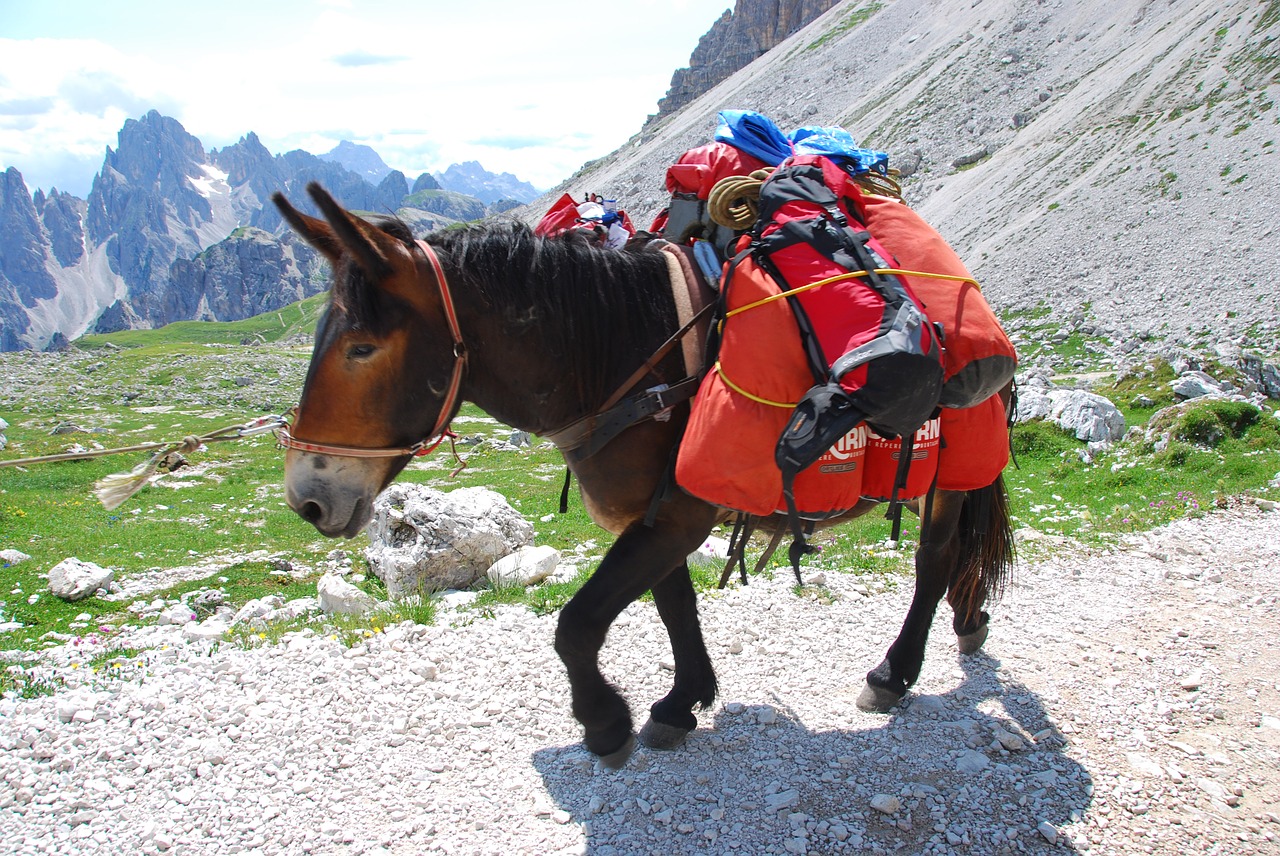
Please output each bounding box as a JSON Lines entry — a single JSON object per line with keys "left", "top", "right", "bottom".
{"left": 274, "top": 183, "right": 462, "bottom": 537}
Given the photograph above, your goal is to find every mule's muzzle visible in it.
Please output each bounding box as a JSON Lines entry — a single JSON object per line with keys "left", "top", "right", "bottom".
{"left": 284, "top": 451, "right": 382, "bottom": 537}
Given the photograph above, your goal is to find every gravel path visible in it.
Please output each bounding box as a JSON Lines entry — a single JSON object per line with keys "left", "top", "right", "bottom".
{"left": 2, "top": 502, "right": 1279, "bottom": 855}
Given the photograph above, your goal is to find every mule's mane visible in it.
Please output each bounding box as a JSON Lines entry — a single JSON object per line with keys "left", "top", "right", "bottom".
{"left": 425, "top": 220, "right": 679, "bottom": 410}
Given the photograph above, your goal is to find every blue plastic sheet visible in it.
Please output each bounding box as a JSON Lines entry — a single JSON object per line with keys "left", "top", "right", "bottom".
{"left": 713, "top": 110, "right": 890, "bottom": 175}
{"left": 713, "top": 110, "right": 792, "bottom": 167}
{"left": 790, "top": 125, "right": 890, "bottom": 175}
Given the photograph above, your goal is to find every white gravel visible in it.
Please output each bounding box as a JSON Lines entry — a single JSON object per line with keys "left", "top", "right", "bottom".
{"left": 3, "top": 501, "right": 1278, "bottom": 854}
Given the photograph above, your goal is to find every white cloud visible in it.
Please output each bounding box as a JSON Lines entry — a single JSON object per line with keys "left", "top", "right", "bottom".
{"left": 0, "top": 1, "right": 731, "bottom": 197}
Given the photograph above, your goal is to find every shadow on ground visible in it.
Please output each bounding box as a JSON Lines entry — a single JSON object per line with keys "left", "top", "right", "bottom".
{"left": 534, "top": 652, "right": 1092, "bottom": 854}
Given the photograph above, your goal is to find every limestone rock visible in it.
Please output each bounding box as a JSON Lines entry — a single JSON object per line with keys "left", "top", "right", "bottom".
{"left": 486, "top": 545, "right": 561, "bottom": 588}
{"left": 317, "top": 573, "right": 380, "bottom": 616}
{"left": 365, "top": 485, "right": 534, "bottom": 596}
{"left": 651, "top": 0, "right": 840, "bottom": 121}
{"left": 1015, "top": 386, "right": 1125, "bottom": 442}
{"left": 47, "top": 557, "right": 114, "bottom": 602}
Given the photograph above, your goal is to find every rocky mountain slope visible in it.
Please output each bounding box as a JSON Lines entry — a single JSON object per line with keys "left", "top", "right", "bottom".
{"left": 651, "top": 0, "right": 840, "bottom": 121}
{"left": 528, "top": 0, "right": 1280, "bottom": 350}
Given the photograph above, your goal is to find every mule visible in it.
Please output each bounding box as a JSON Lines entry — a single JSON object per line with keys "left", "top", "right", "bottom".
{"left": 272, "top": 183, "right": 1014, "bottom": 767}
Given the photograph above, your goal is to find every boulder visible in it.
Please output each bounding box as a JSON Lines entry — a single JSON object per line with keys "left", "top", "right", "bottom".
{"left": 365, "top": 485, "right": 534, "bottom": 596}
{"left": 1015, "top": 386, "right": 1126, "bottom": 443}
{"left": 47, "top": 558, "right": 114, "bottom": 602}
{"left": 1171, "top": 371, "right": 1224, "bottom": 399}
{"left": 232, "top": 595, "right": 286, "bottom": 624}
{"left": 1, "top": 548, "right": 31, "bottom": 565}
{"left": 317, "top": 573, "right": 379, "bottom": 616}
{"left": 157, "top": 603, "right": 197, "bottom": 626}
{"left": 486, "top": 545, "right": 561, "bottom": 588}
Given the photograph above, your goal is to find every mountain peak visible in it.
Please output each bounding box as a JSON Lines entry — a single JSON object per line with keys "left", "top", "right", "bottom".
{"left": 433, "top": 161, "right": 540, "bottom": 205}
{"left": 318, "top": 141, "right": 393, "bottom": 184}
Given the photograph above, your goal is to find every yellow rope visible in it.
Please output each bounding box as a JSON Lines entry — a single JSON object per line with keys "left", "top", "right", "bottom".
{"left": 727, "top": 268, "right": 981, "bottom": 319}
{"left": 852, "top": 168, "right": 903, "bottom": 201}
{"left": 713, "top": 362, "right": 798, "bottom": 409}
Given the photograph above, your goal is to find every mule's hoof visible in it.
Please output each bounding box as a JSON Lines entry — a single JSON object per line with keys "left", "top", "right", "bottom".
{"left": 638, "top": 717, "right": 691, "bottom": 751}
{"left": 597, "top": 734, "right": 637, "bottom": 770}
{"left": 856, "top": 683, "right": 903, "bottom": 713}
{"left": 957, "top": 622, "right": 989, "bottom": 655}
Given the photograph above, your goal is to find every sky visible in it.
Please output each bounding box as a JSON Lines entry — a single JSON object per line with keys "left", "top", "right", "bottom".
{"left": 0, "top": 0, "right": 733, "bottom": 198}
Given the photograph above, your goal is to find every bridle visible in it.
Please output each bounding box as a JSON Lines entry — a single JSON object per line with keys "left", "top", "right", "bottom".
{"left": 275, "top": 239, "right": 467, "bottom": 459}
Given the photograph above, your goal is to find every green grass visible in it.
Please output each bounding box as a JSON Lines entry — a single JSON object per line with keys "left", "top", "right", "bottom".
{"left": 805, "top": 2, "right": 884, "bottom": 53}
{"left": 4, "top": 311, "right": 1279, "bottom": 660}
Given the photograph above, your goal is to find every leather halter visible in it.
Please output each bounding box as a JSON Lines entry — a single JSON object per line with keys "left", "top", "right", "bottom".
{"left": 276, "top": 239, "right": 467, "bottom": 459}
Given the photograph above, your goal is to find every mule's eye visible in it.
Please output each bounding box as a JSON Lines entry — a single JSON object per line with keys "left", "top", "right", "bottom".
{"left": 347, "top": 344, "right": 376, "bottom": 359}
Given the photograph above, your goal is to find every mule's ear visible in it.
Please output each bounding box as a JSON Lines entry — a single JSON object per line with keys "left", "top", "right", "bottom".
{"left": 272, "top": 191, "right": 343, "bottom": 262}
{"left": 306, "top": 182, "right": 392, "bottom": 280}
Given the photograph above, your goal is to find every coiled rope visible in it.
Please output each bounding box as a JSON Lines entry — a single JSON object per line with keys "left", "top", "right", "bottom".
{"left": 707, "top": 169, "right": 774, "bottom": 230}
{"left": 706, "top": 166, "right": 905, "bottom": 232}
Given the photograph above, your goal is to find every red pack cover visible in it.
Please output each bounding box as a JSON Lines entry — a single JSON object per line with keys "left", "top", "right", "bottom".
{"left": 855, "top": 192, "right": 1017, "bottom": 408}
{"left": 534, "top": 193, "right": 580, "bottom": 238}
{"left": 665, "top": 142, "right": 771, "bottom": 198}
{"left": 676, "top": 251, "right": 870, "bottom": 516}
{"left": 860, "top": 416, "right": 941, "bottom": 502}
{"left": 936, "top": 394, "right": 1009, "bottom": 491}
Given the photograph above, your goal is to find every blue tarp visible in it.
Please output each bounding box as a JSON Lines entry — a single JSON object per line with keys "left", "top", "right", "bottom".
{"left": 713, "top": 109, "right": 890, "bottom": 175}
{"left": 713, "top": 110, "right": 792, "bottom": 167}
{"left": 790, "top": 125, "right": 890, "bottom": 175}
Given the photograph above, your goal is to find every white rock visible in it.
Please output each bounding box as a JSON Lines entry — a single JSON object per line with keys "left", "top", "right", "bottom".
{"left": 317, "top": 573, "right": 380, "bottom": 616}
{"left": 233, "top": 596, "right": 285, "bottom": 623}
{"left": 1037, "top": 821, "right": 1059, "bottom": 844}
{"left": 47, "top": 557, "right": 114, "bottom": 601}
{"left": 993, "top": 728, "right": 1025, "bottom": 751}
{"left": 870, "top": 794, "right": 901, "bottom": 814}
{"left": 765, "top": 789, "right": 799, "bottom": 813}
{"left": 956, "top": 749, "right": 990, "bottom": 774}
{"left": 157, "top": 603, "right": 197, "bottom": 626}
{"left": 365, "top": 485, "right": 534, "bottom": 595}
{"left": 0, "top": 548, "right": 32, "bottom": 565}
{"left": 486, "top": 545, "right": 561, "bottom": 588}
{"left": 1171, "top": 371, "right": 1223, "bottom": 399}
{"left": 183, "top": 617, "right": 230, "bottom": 640}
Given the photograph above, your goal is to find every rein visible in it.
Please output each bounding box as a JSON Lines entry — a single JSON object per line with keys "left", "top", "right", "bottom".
{"left": 275, "top": 239, "right": 467, "bottom": 460}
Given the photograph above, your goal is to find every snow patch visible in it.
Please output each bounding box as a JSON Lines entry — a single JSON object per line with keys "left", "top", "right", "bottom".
{"left": 188, "top": 164, "right": 229, "bottom": 200}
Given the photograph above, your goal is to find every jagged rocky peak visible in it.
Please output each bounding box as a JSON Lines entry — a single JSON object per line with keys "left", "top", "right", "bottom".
{"left": 212, "top": 132, "right": 278, "bottom": 186}
{"left": 412, "top": 173, "right": 441, "bottom": 193}
{"left": 40, "top": 190, "right": 86, "bottom": 268}
{"left": 320, "top": 141, "right": 394, "bottom": 184}
{"left": 432, "top": 161, "right": 540, "bottom": 205}
{"left": 652, "top": 0, "right": 839, "bottom": 121}
{"left": 101, "top": 110, "right": 207, "bottom": 187}
{"left": 86, "top": 110, "right": 216, "bottom": 247}
{"left": 0, "top": 166, "right": 57, "bottom": 307}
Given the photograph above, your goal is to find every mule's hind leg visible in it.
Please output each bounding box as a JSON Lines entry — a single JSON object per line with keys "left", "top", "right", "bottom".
{"left": 948, "top": 476, "right": 1014, "bottom": 654}
{"left": 639, "top": 562, "right": 718, "bottom": 750}
{"left": 554, "top": 513, "right": 714, "bottom": 766}
{"left": 857, "top": 492, "right": 965, "bottom": 713}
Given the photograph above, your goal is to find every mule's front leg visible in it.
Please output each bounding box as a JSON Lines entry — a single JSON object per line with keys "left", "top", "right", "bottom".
{"left": 554, "top": 520, "right": 710, "bottom": 766}
{"left": 639, "top": 562, "right": 718, "bottom": 750}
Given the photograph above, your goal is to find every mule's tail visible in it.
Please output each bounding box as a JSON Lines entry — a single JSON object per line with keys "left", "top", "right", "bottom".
{"left": 947, "top": 473, "right": 1015, "bottom": 627}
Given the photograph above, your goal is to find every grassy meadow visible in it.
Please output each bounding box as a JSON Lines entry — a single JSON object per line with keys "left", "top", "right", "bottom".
{"left": 2, "top": 301, "right": 1279, "bottom": 668}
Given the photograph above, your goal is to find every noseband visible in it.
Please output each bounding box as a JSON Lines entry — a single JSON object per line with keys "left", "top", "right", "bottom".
{"left": 276, "top": 239, "right": 467, "bottom": 459}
